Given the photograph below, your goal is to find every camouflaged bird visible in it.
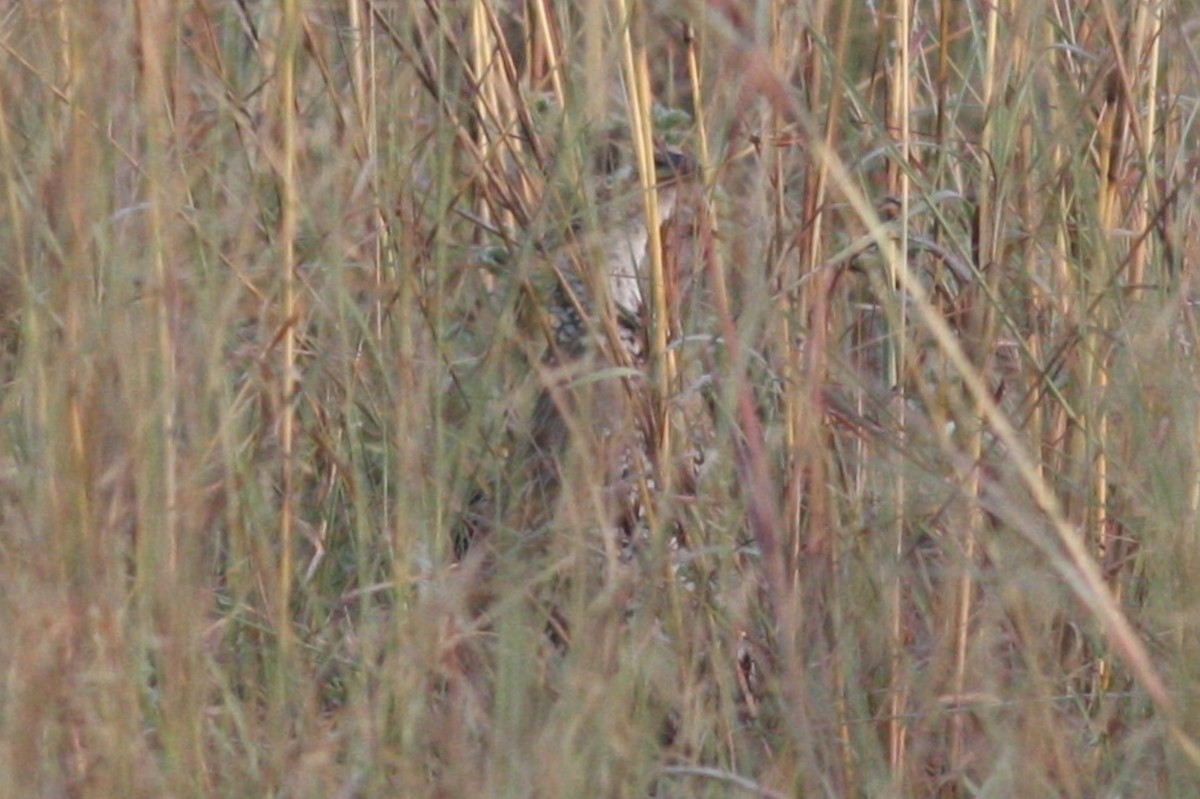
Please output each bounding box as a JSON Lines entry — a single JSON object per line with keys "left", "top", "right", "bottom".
{"left": 458, "top": 146, "right": 709, "bottom": 565}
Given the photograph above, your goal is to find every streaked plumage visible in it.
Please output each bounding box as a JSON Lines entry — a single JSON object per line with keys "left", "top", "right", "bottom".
{"left": 458, "top": 147, "right": 706, "bottom": 562}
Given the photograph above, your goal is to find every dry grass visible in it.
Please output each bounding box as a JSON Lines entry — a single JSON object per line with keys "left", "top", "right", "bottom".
{"left": 4, "top": 1, "right": 1200, "bottom": 796}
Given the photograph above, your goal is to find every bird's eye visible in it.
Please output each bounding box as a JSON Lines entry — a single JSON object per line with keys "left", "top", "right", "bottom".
{"left": 653, "top": 149, "right": 696, "bottom": 182}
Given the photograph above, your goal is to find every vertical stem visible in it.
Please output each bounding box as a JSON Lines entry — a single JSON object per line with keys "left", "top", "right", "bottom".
{"left": 135, "top": 0, "right": 179, "bottom": 579}
{"left": 949, "top": 0, "right": 1000, "bottom": 773}
{"left": 531, "top": 0, "right": 566, "bottom": 106}
{"left": 613, "top": 0, "right": 674, "bottom": 489}
{"left": 276, "top": 0, "right": 302, "bottom": 680}
{"left": 1125, "top": 0, "right": 1161, "bottom": 294}
{"left": 887, "top": 0, "right": 911, "bottom": 783}
{"left": 809, "top": 0, "right": 855, "bottom": 789}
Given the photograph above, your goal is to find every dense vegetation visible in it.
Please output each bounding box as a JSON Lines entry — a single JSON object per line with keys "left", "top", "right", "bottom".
{"left": 3, "top": 1, "right": 1200, "bottom": 796}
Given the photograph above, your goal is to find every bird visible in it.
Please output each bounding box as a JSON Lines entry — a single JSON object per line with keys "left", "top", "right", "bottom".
{"left": 530, "top": 150, "right": 696, "bottom": 509}
{"left": 457, "top": 145, "right": 707, "bottom": 566}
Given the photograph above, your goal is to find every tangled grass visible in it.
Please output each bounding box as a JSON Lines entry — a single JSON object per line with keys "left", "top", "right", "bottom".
{"left": 3, "top": 1, "right": 1200, "bottom": 796}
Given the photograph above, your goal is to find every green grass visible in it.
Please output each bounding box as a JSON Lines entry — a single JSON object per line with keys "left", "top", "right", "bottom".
{"left": 3, "top": 1, "right": 1200, "bottom": 796}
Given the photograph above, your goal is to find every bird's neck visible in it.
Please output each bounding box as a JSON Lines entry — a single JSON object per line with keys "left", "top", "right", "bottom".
{"left": 604, "top": 187, "right": 677, "bottom": 315}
